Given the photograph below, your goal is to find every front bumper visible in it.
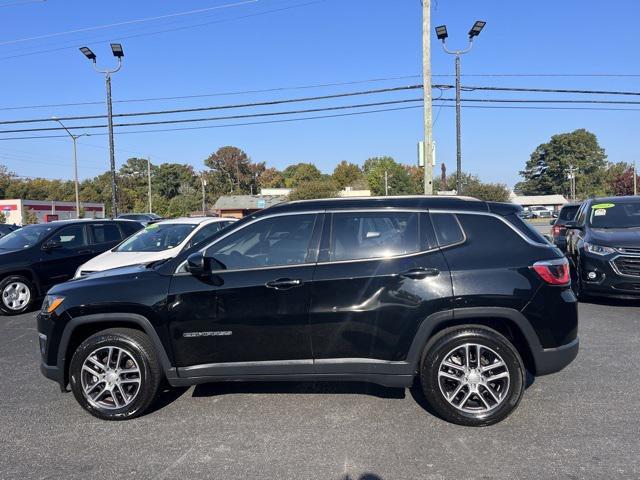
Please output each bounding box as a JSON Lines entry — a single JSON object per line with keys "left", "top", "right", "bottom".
{"left": 580, "top": 252, "right": 640, "bottom": 298}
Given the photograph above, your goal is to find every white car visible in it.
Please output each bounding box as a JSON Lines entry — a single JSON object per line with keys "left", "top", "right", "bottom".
{"left": 74, "top": 217, "right": 236, "bottom": 278}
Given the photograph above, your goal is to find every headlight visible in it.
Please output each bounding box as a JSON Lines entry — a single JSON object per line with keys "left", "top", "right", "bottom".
{"left": 41, "top": 295, "right": 64, "bottom": 314}
{"left": 584, "top": 242, "right": 615, "bottom": 256}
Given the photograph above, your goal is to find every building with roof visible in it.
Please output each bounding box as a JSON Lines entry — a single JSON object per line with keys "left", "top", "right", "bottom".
{"left": 509, "top": 193, "right": 568, "bottom": 212}
{"left": 212, "top": 195, "right": 288, "bottom": 218}
{"left": 0, "top": 199, "right": 105, "bottom": 225}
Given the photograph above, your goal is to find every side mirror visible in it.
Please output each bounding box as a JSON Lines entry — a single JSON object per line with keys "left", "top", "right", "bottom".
{"left": 42, "top": 240, "right": 62, "bottom": 251}
{"left": 186, "top": 252, "right": 207, "bottom": 277}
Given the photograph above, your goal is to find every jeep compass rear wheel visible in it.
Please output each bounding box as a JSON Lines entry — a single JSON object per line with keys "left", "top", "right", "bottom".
{"left": 420, "top": 327, "right": 525, "bottom": 426}
{"left": 69, "top": 328, "right": 161, "bottom": 420}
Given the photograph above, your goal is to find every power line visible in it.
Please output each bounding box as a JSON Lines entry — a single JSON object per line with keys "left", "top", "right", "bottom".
{"left": 0, "top": 85, "right": 423, "bottom": 125}
{"left": 444, "top": 84, "right": 640, "bottom": 96}
{"left": 0, "top": 75, "right": 421, "bottom": 112}
{"left": 0, "top": 98, "right": 425, "bottom": 133}
{"left": 0, "top": 0, "right": 45, "bottom": 8}
{"left": 0, "top": 0, "right": 258, "bottom": 46}
{"left": 0, "top": 0, "right": 327, "bottom": 61}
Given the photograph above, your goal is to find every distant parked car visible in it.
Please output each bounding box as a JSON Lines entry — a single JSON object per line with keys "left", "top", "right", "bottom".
{"left": 517, "top": 210, "right": 534, "bottom": 220}
{"left": 0, "top": 219, "right": 143, "bottom": 315}
{"left": 0, "top": 224, "right": 19, "bottom": 238}
{"left": 550, "top": 203, "right": 581, "bottom": 252}
{"left": 117, "top": 213, "right": 163, "bottom": 226}
{"left": 75, "top": 217, "right": 236, "bottom": 278}
{"left": 565, "top": 196, "right": 640, "bottom": 299}
{"left": 527, "top": 206, "right": 553, "bottom": 219}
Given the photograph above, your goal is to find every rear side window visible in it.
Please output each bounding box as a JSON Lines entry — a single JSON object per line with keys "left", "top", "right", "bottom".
{"left": 504, "top": 213, "right": 549, "bottom": 244}
{"left": 91, "top": 224, "right": 122, "bottom": 244}
{"left": 329, "top": 211, "right": 419, "bottom": 261}
{"left": 559, "top": 205, "right": 579, "bottom": 221}
{"left": 431, "top": 213, "right": 464, "bottom": 247}
{"left": 458, "top": 214, "right": 527, "bottom": 253}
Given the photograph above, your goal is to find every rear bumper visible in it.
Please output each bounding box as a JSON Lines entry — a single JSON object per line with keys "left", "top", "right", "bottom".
{"left": 532, "top": 337, "right": 579, "bottom": 375}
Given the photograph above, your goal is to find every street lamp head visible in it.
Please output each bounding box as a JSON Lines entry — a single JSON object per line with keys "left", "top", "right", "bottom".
{"left": 435, "top": 25, "right": 448, "bottom": 41}
{"left": 79, "top": 46, "right": 96, "bottom": 61}
{"left": 468, "top": 20, "right": 486, "bottom": 39}
{"left": 110, "top": 43, "right": 124, "bottom": 58}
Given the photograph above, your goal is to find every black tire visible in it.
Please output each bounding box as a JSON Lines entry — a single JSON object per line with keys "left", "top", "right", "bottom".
{"left": 420, "top": 327, "right": 525, "bottom": 427}
{"left": 69, "top": 328, "right": 162, "bottom": 420}
{"left": 0, "top": 275, "right": 36, "bottom": 315}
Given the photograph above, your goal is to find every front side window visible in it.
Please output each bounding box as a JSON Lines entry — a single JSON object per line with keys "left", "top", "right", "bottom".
{"left": 206, "top": 214, "right": 316, "bottom": 270}
{"left": 116, "top": 223, "right": 197, "bottom": 252}
{"left": 329, "top": 211, "right": 419, "bottom": 261}
{"left": 50, "top": 225, "right": 88, "bottom": 248}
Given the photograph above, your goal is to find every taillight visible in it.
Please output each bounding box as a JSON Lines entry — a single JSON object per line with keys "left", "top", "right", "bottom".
{"left": 532, "top": 258, "right": 570, "bottom": 285}
{"left": 552, "top": 225, "right": 561, "bottom": 236}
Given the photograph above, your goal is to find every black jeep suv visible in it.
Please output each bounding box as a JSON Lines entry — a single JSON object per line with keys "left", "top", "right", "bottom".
{"left": 38, "top": 197, "right": 578, "bottom": 426}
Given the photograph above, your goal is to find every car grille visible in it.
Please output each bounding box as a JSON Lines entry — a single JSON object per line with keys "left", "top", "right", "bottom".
{"left": 613, "top": 257, "right": 640, "bottom": 277}
{"left": 617, "top": 247, "right": 640, "bottom": 255}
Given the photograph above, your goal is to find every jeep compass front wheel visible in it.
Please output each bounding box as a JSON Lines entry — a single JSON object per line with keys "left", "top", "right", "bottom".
{"left": 420, "top": 327, "right": 525, "bottom": 426}
{"left": 69, "top": 328, "right": 162, "bottom": 420}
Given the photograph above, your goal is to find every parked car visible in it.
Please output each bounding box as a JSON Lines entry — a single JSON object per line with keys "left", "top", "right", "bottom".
{"left": 0, "top": 219, "right": 143, "bottom": 315}
{"left": 517, "top": 210, "right": 534, "bottom": 220}
{"left": 74, "top": 217, "right": 236, "bottom": 278}
{"left": 38, "top": 196, "right": 578, "bottom": 426}
{"left": 0, "top": 224, "right": 20, "bottom": 238}
{"left": 565, "top": 196, "right": 640, "bottom": 299}
{"left": 527, "top": 205, "right": 553, "bottom": 218}
{"left": 117, "top": 213, "right": 162, "bottom": 226}
{"left": 550, "top": 202, "right": 581, "bottom": 252}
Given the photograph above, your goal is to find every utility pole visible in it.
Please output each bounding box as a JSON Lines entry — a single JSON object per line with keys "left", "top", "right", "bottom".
{"left": 52, "top": 117, "right": 89, "bottom": 219}
{"left": 566, "top": 165, "right": 577, "bottom": 201}
{"left": 634, "top": 161, "right": 637, "bottom": 196}
{"left": 201, "top": 174, "right": 207, "bottom": 215}
{"left": 435, "top": 21, "right": 486, "bottom": 194}
{"left": 147, "top": 157, "right": 152, "bottom": 213}
{"left": 79, "top": 44, "right": 124, "bottom": 218}
{"left": 384, "top": 170, "right": 389, "bottom": 196}
{"left": 422, "top": 0, "right": 434, "bottom": 195}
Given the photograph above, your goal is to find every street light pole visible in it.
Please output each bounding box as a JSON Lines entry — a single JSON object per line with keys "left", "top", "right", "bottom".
{"left": 422, "top": 0, "right": 433, "bottom": 195}
{"left": 147, "top": 157, "right": 152, "bottom": 213}
{"left": 435, "top": 21, "right": 485, "bottom": 195}
{"left": 80, "top": 44, "right": 124, "bottom": 218}
{"left": 52, "top": 117, "right": 89, "bottom": 219}
{"left": 201, "top": 174, "right": 207, "bottom": 214}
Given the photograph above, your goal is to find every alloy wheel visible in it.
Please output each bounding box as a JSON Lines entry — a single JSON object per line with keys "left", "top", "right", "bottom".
{"left": 2, "top": 281, "right": 31, "bottom": 311}
{"left": 80, "top": 346, "right": 142, "bottom": 410}
{"left": 437, "top": 343, "right": 510, "bottom": 414}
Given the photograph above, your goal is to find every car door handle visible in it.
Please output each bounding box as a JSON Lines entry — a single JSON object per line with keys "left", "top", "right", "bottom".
{"left": 400, "top": 268, "right": 439, "bottom": 279}
{"left": 265, "top": 278, "right": 303, "bottom": 290}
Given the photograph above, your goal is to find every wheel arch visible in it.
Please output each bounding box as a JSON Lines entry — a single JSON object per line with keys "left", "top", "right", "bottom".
{"left": 406, "top": 307, "right": 544, "bottom": 376}
{"left": 59, "top": 313, "right": 176, "bottom": 387}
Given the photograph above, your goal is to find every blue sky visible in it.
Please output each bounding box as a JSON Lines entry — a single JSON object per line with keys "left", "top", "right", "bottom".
{"left": 0, "top": 0, "right": 638, "bottom": 188}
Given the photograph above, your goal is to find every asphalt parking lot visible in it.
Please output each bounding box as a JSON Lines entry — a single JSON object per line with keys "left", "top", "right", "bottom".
{"left": 1, "top": 300, "right": 639, "bottom": 480}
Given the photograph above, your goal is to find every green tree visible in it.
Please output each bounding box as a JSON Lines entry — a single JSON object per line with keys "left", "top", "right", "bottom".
{"left": 332, "top": 161, "right": 363, "bottom": 189}
{"left": 22, "top": 208, "right": 38, "bottom": 224}
{"left": 204, "top": 146, "right": 263, "bottom": 195}
{"left": 283, "top": 163, "right": 323, "bottom": 188}
{"left": 0, "top": 213, "right": 5, "bottom": 224}
{"left": 464, "top": 182, "right": 510, "bottom": 202}
{"left": 258, "top": 167, "right": 285, "bottom": 189}
{"left": 289, "top": 179, "right": 338, "bottom": 201}
{"left": 363, "top": 156, "right": 412, "bottom": 196}
{"left": 515, "top": 129, "right": 607, "bottom": 197}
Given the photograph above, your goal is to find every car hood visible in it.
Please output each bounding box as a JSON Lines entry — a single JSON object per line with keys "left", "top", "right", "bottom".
{"left": 589, "top": 228, "right": 640, "bottom": 248}
{"left": 78, "top": 249, "right": 177, "bottom": 274}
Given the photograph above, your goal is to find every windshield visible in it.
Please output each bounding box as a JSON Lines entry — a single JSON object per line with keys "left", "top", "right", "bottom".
{"left": 589, "top": 201, "right": 640, "bottom": 229}
{"left": 0, "top": 223, "right": 54, "bottom": 250}
{"left": 115, "top": 223, "right": 197, "bottom": 252}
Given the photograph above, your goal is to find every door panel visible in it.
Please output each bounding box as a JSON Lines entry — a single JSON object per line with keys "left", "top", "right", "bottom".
{"left": 36, "top": 225, "right": 93, "bottom": 289}
{"left": 308, "top": 211, "right": 452, "bottom": 362}
{"left": 167, "top": 213, "right": 320, "bottom": 369}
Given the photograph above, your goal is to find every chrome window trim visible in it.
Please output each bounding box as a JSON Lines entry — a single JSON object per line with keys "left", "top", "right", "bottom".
{"left": 174, "top": 206, "right": 551, "bottom": 274}
{"left": 430, "top": 211, "right": 468, "bottom": 250}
